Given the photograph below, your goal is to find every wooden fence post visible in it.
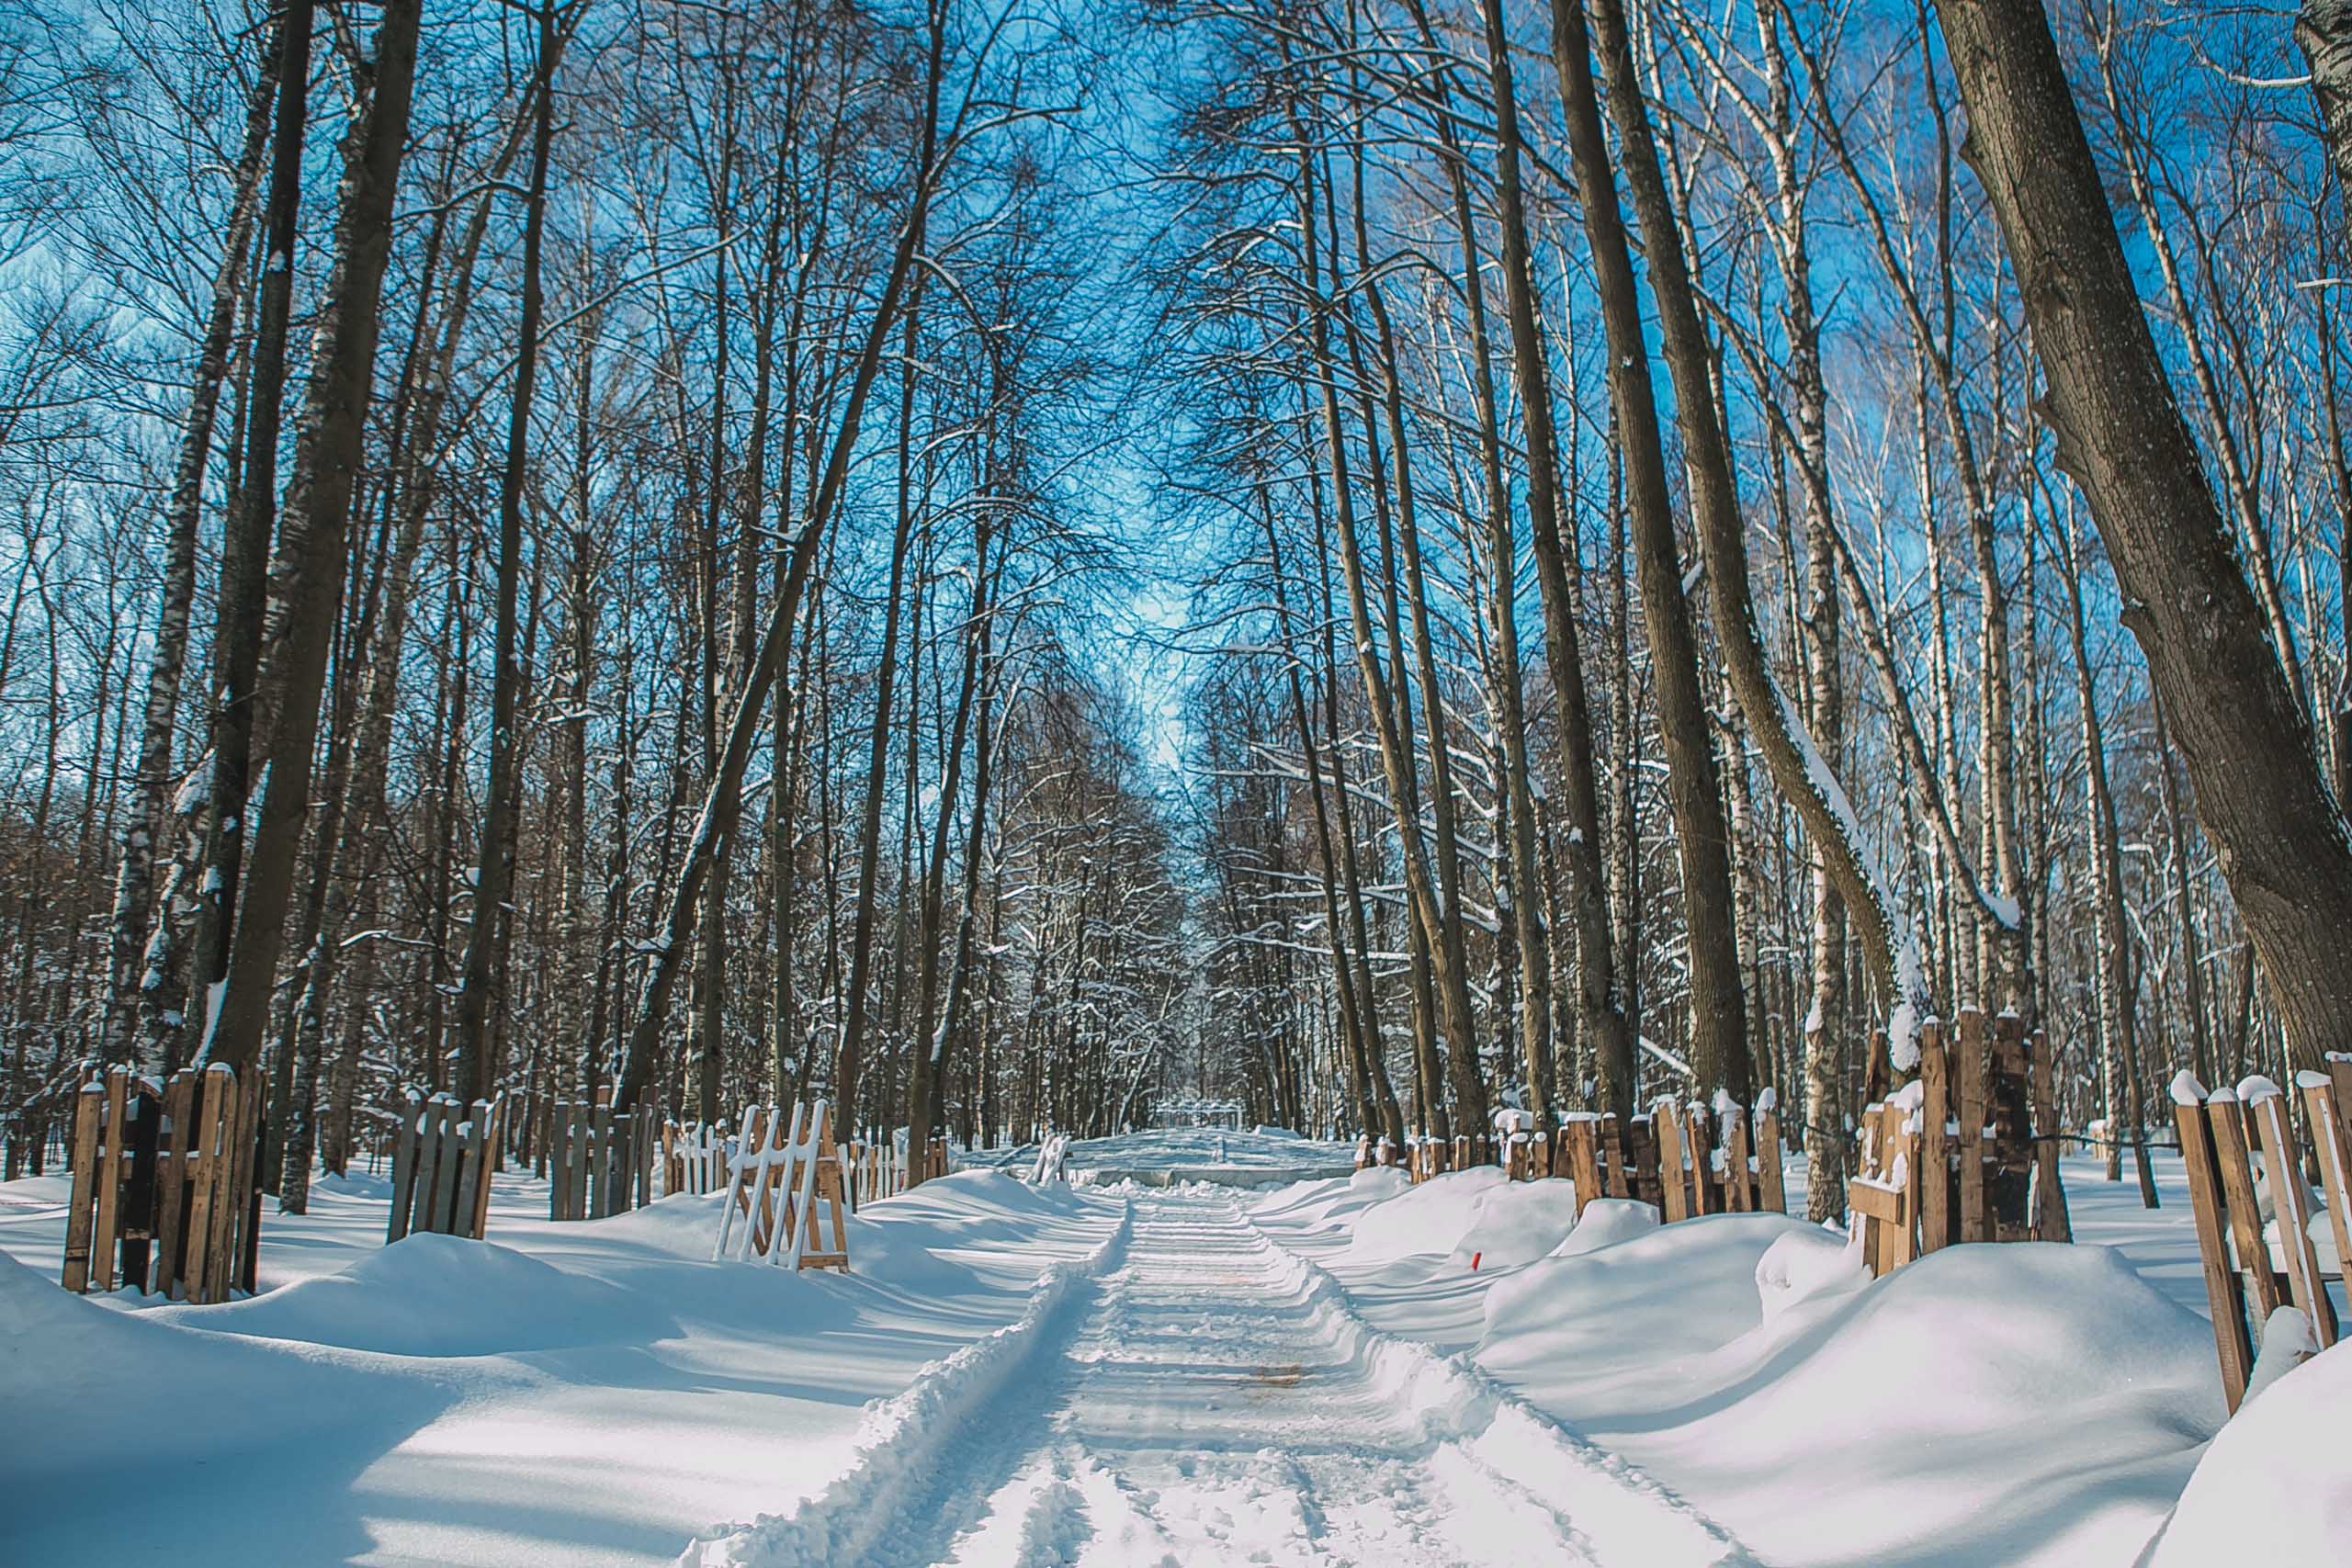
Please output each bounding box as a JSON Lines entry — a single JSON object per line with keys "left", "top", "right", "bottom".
{"left": 1918, "top": 1021, "right": 1951, "bottom": 1254}
{"left": 2172, "top": 1081, "right": 2253, "bottom": 1411}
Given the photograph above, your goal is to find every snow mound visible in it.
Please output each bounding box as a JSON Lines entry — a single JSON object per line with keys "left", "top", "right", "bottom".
{"left": 1485, "top": 1213, "right": 1802, "bottom": 1356}
{"left": 1548, "top": 1197, "right": 1661, "bottom": 1258}
{"left": 2143, "top": 1340, "right": 2352, "bottom": 1565}
{"left": 1484, "top": 1230, "right": 2221, "bottom": 1566}
{"left": 1447, "top": 1178, "right": 1582, "bottom": 1269}
{"left": 1752, "top": 1224, "right": 1866, "bottom": 1321}
{"left": 0, "top": 1247, "right": 458, "bottom": 1488}
{"left": 155, "top": 1231, "right": 678, "bottom": 1357}
{"left": 1340, "top": 1166, "right": 1509, "bottom": 1265}
{"left": 1248, "top": 1166, "right": 1409, "bottom": 1234}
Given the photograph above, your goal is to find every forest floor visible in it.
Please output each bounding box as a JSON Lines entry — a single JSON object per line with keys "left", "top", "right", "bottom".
{"left": 1, "top": 1136, "right": 2339, "bottom": 1565}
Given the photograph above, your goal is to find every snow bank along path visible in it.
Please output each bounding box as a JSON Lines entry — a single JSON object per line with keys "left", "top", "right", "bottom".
{"left": 690, "top": 1190, "right": 1751, "bottom": 1568}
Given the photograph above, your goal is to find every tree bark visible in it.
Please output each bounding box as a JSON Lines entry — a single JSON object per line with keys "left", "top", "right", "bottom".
{"left": 2302, "top": 0, "right": 2352, "bottom": 201}
{"left": 104, "top": 31, "right": 281, "bottom": 1067}
{"left": 1552, "top": 0, "right": 1751, "bottom": 1100}
{"left": 1935, "top": 0, "right": 2352, "bottom": 1073}
{"left": 199, "top": 0, "right": 425, "bottom": 1071}
{"left": 1566, "top": 0, "right": 1931, "bottom": 1060}
{"left": 448, "top": 0, "right": 558, "bottom": 1108}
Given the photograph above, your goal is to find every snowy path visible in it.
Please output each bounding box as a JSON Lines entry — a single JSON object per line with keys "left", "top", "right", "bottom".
{"left": 695, "top": 1193, "right": 1748, "bottom": 1568}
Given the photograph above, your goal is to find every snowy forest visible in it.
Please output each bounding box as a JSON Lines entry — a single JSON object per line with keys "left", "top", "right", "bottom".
{"left": 0, "top": 0, "right": 2346, "bottom": 1233}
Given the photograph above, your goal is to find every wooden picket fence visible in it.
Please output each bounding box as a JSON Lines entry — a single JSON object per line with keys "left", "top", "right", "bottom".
{"left": 388, "top": 1091, "right": 501, "bottom": 1243}
{"left": 2172, "top": 1060, "right": 2351, "bottom": 1413}
{"left": 842, "top": 1137, "right": 948, "bottom": 1207}
{"left": 61, "top": 1062, "right": 263, "bottom": 1304}
{"left": 548, "top": 1095, "right": 656, "bottom": 1221}
{"left": 1400, "top": 1133, "right": 1499, "bottom": 1183}
{"left": 663, "top": 1119, "right": 729, "bottom": 1197}
{"left": 1845, "top": 1010, "right": 2070, "bottom": 1278}
{"left": 713, "top": 1100, "right": 849, "bottom": 1270}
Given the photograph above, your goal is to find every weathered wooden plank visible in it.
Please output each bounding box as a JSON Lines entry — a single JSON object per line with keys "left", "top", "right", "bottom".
{"left": 428, "top": 1100, "right": 467, "bottom": 1235}
{"left": 588, "top": 1100, "right": 613, "bottom": 1219}
{"left": 2248, "top": 1089, "right": 2336, "bottom": 1348}
{"left": 2206, "top": 1096, "right": 2284, "bottom": 1324}
{"left": 1600, "top": 1115, "right": 1630, "bottom": 1199}
{"left": 1755, "top": 1104, "right": 1786, "bottom": 1215}
{"left": 388, "top": 1089, "right": 424, "bottom": 1242}
{"left": 2174, "top": 1091, "right": 2253, "bottom": 1412}
{"left": 1686, "top": 1105, "right": 1717, "bottom": 1216}
{"left": 1956, "top": 1009, "right": 1988, "bottom": 1244}
{"left": 153, "top": 1072, "right": 193, "bottom": 1298}
{"left": 2300, "top": 1074, "right": 2352, "bottom": 1346}
{"left": 1723, "top": 1108, "right": 1752, "bottom": 1213}
{"left": 549, "top": 1101, "right": 574, "bottom": 1221}
{"left": 231, "top": 1063, "right": 265, "bottom": 1295}
{"left": 61, "top": 1080, "right": 104, "bottom": 1293}
{"left": 1561, "top": 1117, "right": 1603, "bottom": 1217}
{"left": 1917, "top": 1022, "right": 1951, "bottom": 1254}
{"left": 1653, "top": 1102, "right": 1689, "bottom": 1224}
{"left": 474, "top": 1096, "right": 503, "bottom": 1239}
{"left": 89, "top": 1068, "right": 130, "bottom": 1292}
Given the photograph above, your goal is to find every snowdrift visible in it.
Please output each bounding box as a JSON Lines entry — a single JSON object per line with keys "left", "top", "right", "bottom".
{"left": 1475, "top": 1214, "right": 2222, "bottom": 1566}
{"left": 2143, "top": 1341, "right": 2352, "bottom": 1565}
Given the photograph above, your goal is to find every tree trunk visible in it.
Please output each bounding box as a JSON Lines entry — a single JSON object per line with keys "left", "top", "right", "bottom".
{"left": 1565, "top": 0, "right": 1931, "bottom": 1063}
{"left": 187, "top": 0, "right": 314, "bottom": 1055}
{"left": 448, "top": 0, "right": 558, "bottom": 1108}
{"left": 2301, "top": 0, "right": 2352, "bottom": 201}
{"left": 1934, "top": 0, "right": 2352, "bottom": 1074}
{"left": 200, "top": 0, "right": 424, "bottom": 1072}
{"left": 104, "top": 33, "right": 280, "bottom": 1067}
{"left": 1552, "top": 0, "right": 1750, "bottom": 1100}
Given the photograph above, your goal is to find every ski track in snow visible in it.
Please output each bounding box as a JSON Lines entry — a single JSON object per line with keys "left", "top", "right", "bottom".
{"left": 692, "top": 1193, "right": 1752, "bottom": 1568}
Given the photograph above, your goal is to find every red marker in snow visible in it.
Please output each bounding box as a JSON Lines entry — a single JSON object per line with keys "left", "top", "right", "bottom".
{"left": 1471, "top": 1251, "right": 1481, "bottom": 1271}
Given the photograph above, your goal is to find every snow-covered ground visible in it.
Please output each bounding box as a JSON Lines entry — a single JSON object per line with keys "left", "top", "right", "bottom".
{"left": 958, "top": 1126, "right": 1360, "bottom": 1187}
{"left": 3, "top": 1138, "right": 2341, "bottom": 1565}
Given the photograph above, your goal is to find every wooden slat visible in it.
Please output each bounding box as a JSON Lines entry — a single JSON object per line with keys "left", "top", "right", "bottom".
{"left": 182, "top": 1066, "right": 229, "bottom": 1304}
{"left": 1956, "top": 1010, "right": 1988, "bottom": 1243}
{"left": 1562, "top": 1117, "right": 1603, "bottom": 1217}
{"left": 428, "top": 1100, "right": 467, "bottom": 1235}
{"left": 2206, "top": 1096, "right": 2284, "bottom": 1324}
{"left": 414, "top": 1098, "right": 454, "bottom": 1237}
{"left": 153, "top": 1072, "right": 193, "bottom": 1299}
{"left": 2249, "top": 1091, "right": 2336, "bottom": 1348}
{"left": 1755, "top": 1107, "right": 1785, "bottom": 1215}
{"left": 388, "top": 1089, "right": 424, "bottom": 1242}
{"left": 475, "top": 1095, "right": 503, "bottom": 1238}
{"left": 1723, "top": 1108, "right": 1752, "bottom": 1213}
{"left": 549, "top": 1101, "right": 573, "bottom": 1221}
{"left": 231, "top": 1063, "right": 265, "bottom": 1294}
{"left": 452, "top": 1100, "right": 490, "bottom": 1238}
{"left": 587, "top": 1102, "right": 609, "bottom": 1218}
{"left": 2175, "top": 1097, "right": 2253, "bottom": 1411}
{"left": 1653, "top": 1103, "right": 1689, "bottom": 1223}
{"left": 61, "top": 1081, "right": 104, "bottom": 1292}
{"left": 1600, "top": 1115, "right": 1630, "bottom": 1199}
{"left": 90, "top": 1068, "right": 130, "bottom": 1292}
{"left": 1685, "top": 1105, "right": 1715, "bottom": 1215}
{"left": 1917, "top": 1023, "right": 1950, "bottom": 1253}
{"left": 2301, "top": 1076, "right": 2352, "bottom": 1328}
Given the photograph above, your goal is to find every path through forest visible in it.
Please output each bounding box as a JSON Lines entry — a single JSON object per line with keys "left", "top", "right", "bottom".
{"left": 696, "top": 1192, "right": 1751, "bottom": 1568}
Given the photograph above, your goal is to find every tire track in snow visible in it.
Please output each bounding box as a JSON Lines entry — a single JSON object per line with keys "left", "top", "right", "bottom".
{"left": 688, "top": 1193, "right": 1753, "bottom": 1567}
